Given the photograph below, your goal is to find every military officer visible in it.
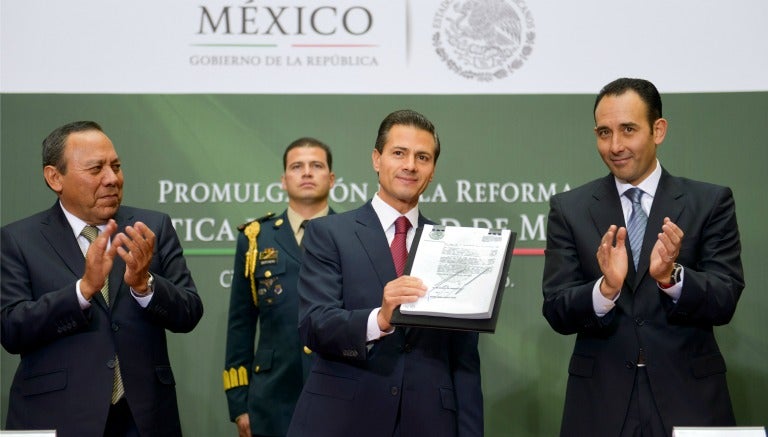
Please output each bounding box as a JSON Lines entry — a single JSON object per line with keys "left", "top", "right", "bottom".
{"left": 223, "top": 138, "right": 335, "bottom": 437}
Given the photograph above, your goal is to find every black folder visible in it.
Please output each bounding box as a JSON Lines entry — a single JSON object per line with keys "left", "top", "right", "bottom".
{"left": 390, "top": 226, "right": 516, "bottom": 333}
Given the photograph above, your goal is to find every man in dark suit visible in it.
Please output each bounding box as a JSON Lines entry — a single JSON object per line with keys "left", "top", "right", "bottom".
{"left": 542, "top": 78, "right": 744, "bottom": 436}
{"left": 1, "top": 121, "right": 204, "bottom": 437}
{"left": 223, "top": 137, "right": 335, "bottom": 437}
{"left": 287, "top": 109, "right": 483, "bottom": 437}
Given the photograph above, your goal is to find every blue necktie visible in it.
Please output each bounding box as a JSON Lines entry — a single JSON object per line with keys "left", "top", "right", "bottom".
{"left": 625, "top": 188, "right": 647, "bottom": 270}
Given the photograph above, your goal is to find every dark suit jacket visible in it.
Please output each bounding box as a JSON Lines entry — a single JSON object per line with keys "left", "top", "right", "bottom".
{"left": 224, "top": 209, "right": 332, "bottom": 436}
{"left": 1, "top": 202, "right": 204, "bottom": 437}
{"left": 287, "top": 201, "right": 483, "bottom": 437}
{"left": 542, "top": 169, "right": 744, "bottom": 436}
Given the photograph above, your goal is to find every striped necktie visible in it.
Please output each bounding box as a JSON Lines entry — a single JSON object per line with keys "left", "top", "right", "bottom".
{"left": 80, "top": 225, "right": 126, "bottom": 404}
{"left": 624, "top": 188, "right": 648, "bottom": 270}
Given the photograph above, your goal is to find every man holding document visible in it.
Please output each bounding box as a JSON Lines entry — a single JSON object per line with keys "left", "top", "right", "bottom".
{"left": 287, "top": 109, "right": 483, "bottom": 437}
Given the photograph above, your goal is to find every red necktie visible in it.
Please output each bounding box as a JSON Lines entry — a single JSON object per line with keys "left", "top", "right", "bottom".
{"left": 390, "top": 216, "right": 411, "bottom": 277}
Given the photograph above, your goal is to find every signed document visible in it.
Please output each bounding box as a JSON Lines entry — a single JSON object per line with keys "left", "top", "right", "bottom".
{"left": 399, "top": 225, "right": 514, "bottom": 320}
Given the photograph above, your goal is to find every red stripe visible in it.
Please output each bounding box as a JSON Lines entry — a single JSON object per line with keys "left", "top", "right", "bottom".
{"left": 513, "top": 248, "right": 545, "bottom": 256}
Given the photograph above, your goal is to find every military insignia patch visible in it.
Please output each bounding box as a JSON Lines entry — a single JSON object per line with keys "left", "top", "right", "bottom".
{"left": 259, "top": 247, "right": 278, "bottom": 265}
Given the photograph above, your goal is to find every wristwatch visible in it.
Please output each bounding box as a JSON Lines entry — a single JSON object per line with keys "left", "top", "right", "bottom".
{"left": 667, "top": 263, "right": 683, "bottom": 285}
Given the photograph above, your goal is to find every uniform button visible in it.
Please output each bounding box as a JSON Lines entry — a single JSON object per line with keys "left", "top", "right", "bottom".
{"left": 254, "top": 365, "right": 261, "bottom": 373}
{"left": 390, "top": 387, "right": 399, "bottom": 396}
{"left": 264, "top": 270, "right": 272, "bottom": 278}
{"left": 303, "top": 346, "right": 312, "bottom": 355}
{"left": 111, "top": 323, "right": 119, "bottom": 332}
{"left": 107, "top": 359, "right": 116, "bottom": 369}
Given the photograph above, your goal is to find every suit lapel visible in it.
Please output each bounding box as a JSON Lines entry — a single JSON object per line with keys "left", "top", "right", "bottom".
{"left": 354, "top": 202, "right": 396, "bottom": 288}
{"left": 586, "top": 175, "right": 647, "bottom": 291}
{"left": 39, "top": 203, "right": 86, "bottom": 280}
{"left": 587, "top": 175, "right": 626, "bottom": 242}
{"left": 108, "top": 208, "right": 132, "bottom": 311}
{"left": 39, "top": 203, "right": 113, "bottom": 311}
{"left": 633, "top": 170, "right": 686, "bottom": 287}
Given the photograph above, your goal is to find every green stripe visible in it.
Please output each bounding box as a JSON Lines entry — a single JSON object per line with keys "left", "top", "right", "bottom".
{"left": 184, "top": 248, "right": 235, "bottom": 256}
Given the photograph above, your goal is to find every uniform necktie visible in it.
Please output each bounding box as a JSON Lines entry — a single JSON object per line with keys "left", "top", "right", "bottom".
{"left": 390, "top": 216, "right": 411, "bottom": 277}
{"left": 298, "top": 219, "right": 309, "bottom": 247}
{"left": 625, "top": 188, "right": 648, "bottom": 270}
{"left": 80, "top": 225, "right": 125, "bottom": 404}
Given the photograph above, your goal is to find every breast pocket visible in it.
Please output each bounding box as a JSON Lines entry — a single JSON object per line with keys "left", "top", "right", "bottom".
{"left": 254, "top": 257, "right": 288, "bottom": 308}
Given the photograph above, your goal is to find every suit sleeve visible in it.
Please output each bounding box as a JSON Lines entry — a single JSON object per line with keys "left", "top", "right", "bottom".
{"left": 0, "top": 227, "right": 91, "bottom": 354}
{"left": 667, "top": 186, "right": 744, "bottom": 325}
{"left": 223, "top": 231, "right": 259, "bottom": 421}
{"left": 141, "top": 213, "right": 203, "bottom": 333}
{"left": 296, "top": 221, "right": 370, "bottom": 360}
{"left": 541, "top": 194, "right": 611, "bottom": 335}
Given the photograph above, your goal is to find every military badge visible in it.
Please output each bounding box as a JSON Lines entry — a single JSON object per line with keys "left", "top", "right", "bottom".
{"left": 259, "top": 247, "right": 278, "bottom": 265}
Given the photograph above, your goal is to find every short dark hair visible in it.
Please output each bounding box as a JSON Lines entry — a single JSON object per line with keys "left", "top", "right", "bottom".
{"left": 42, "top": 120, "right": 104, "bottom": 173}
{"left": 594, "top": 78, "right": 663, "bottom": 129}
{"left": 374, "top": 109, "right": 441, "bottom": 163}
{"left": 283, "top": 137, "right": 333, "bottom": 171}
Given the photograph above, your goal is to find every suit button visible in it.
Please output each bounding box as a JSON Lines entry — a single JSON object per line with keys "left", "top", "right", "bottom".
{"left": 107, "top": 359, "right": 116, "bottom": 369}
{"left": 111, "top": 323, "right": 119, "bottom": 332}
{"left": 390, "top": 387, "right": 399, "bottom": 396}
{"left": 635, "top": 317, "right": 644, "bottom": 326}
{"left": 625, "top": 361, "right": 634, "bottom": 369}
{"left": 403, "top": 344, "right": 413, "bottom": 353}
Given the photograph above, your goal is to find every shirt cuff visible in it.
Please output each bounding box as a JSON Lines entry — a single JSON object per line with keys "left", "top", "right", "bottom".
{"left": 130, "top": 287, "right": 154, "bottom": 308}
{"left": 366, "top": 308, "right": 395, "bottom": 342}
{"left": 593, "top": 277, "right": 619, "bottom": 317}
{"left": 75, "top": 279, "right": 91, "bottom": 310}
{"left": 657, "top": 269, "right": 683, "bottom": 302}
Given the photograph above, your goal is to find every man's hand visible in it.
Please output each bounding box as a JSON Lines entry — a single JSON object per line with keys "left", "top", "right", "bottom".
{"left": 112, "top": 221, "right": 156, "bottom": 293}
{"left": 235, "top": 413, "right": 251, "bottom": 437}
{"left": 650, "top": 217, "right": 684, "bottom": 283}
{"left": 377, "top": 276, "right": 427, "bottom": 331}
{"left": 81, "top": 219, "right": 119, "bottom": 300}
{"left": 596, "top": 225, "right": 628, "bottom": 300}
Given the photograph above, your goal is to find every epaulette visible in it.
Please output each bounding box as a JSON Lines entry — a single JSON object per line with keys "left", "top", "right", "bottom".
{"left": 237, "top": 212, "right": 275, "bottom": 231}
{"left": 240, "top": 212, "right": 275, "bottom": 307}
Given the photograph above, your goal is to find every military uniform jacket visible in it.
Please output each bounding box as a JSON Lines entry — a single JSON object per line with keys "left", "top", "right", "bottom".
{"left": 224, "top": 209, "right": 332, "bottom": 436}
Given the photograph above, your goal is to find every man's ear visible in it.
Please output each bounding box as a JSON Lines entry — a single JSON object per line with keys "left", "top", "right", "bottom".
{"left": 653, "top": 118, "right": 668, "bottom": 145}
{"left": 43, "top": 165, "right": 63, "bottom": 193}
{"left": 372, "top": 149, "right": 381, "bottom": 173}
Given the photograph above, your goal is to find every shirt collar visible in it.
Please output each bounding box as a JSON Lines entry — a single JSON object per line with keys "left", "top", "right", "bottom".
{"left": 59, "top": 201, "right": 105, "bottom": 238}
{"left": 614, "top": 159, "right": 662, "bottom": 198}
{"left": 287, "top": 205, "right": 329, "bottom": 235}
{"left": 371, "top": 193, "right": 419, "bottom": 232}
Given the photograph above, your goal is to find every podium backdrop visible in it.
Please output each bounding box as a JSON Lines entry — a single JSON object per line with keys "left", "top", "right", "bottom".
{"left": 2, "top": 1, "right": 767, "bottom": 435}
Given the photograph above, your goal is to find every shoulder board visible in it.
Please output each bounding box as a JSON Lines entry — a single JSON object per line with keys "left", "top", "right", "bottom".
{"left": 237, "top": 212, "right": 275, "bottom": 232}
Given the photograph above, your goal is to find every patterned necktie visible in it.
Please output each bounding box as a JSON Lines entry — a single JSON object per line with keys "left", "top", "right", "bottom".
{"left": 80, "top": 225, "right": 125, "bottom": 404}
{"left": 390, "top": 216, "right": 411, "bottom": 277}
{"left": 624, "top": 188, "right": 648, "bottom": 270}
